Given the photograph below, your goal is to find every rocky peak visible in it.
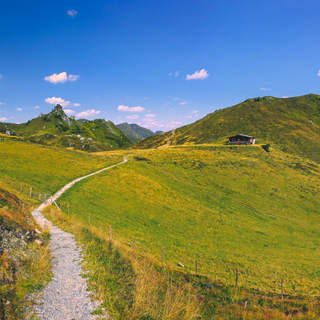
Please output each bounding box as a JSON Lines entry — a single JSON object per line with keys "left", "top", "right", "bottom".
{"left": 49, "top": 104, "right": 73, "bottom": 126}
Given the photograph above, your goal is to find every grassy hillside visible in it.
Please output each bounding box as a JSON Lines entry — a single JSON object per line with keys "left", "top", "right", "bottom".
{"left": 0, "top": 105, "right": 131, "bottom": 151}
{"left": 116, "top": 122, "right": 157, "bottom": 143}
{"left": 0, "top": 139, "right": 125, "bottom": 195}
{"left": 57, "top": 145, "right": 320, "bottom": 297}
{"left": 136, "top": 94, "right": 320, "bottom": 162}
{"left": 0, "top": 183, "right": 52, "bottom": 319}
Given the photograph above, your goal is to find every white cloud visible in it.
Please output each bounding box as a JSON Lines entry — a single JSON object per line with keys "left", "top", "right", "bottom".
{"left": 168, "top": 73, "right": 172, "bottom": 76}
{"left": 173, "top": 97, "right": 179, "bottom": 101}
{"left": 260, "top": 87, "right": 271, "bottom": 91}
{"left": 45, "top": 97, "right": 71, "bottom": 107}
{"left": 317, "top": 70, "right": 320, "bottom": 76}
{"left": 0, "top": 75, "right": 3, "bottom": 79}
{"left": 185, "top": 115, "right": 194, "bottom": 119}
{"left": 0, "top": 117, "right": 8, "bottom": 121}
{"left": 16, "top": 108, "right": 22, "bottom": 111}
{"left": 174, "top": 71, "right": 179, "bottom": 77}
{"left": 282, "top": 95, "right": 289, "bottom": 98}
{"left": 0, "top": 102, "right": 5, "bottom": 105}
{"left": 170, "top": 109, "right": 173, "bottom": 111}
{"left": 67, "top": 9, "right": 77, "bottom": 17}
{"left": 118, "top": 105, "right": 145, "bottom": 112}
{"left": 44, "top": 72, "right": 80, "bottom": 84}
{"left": 16, "top": 122, "right": 20, "bottom": 124}
{"left": 34, "top": 106, "right": 40, "bottom": 109}
{"left": 179, "top": 102, "right": 187, "bottom": 105}
{"left": 186, "top": 69, "right": 209, "bottom": 80}
{"left": 189, "top": 110, "right": 198, "bottom": 113}
{"left": 68, "top": 74, "right": 80, "bottom": 82}
{"left": 10, "top": 116, "right": 14, "bottom": 119}
{"left": 170, "top": 121, "right": 182, "bottom": 125}
{"left": 76, "top": 109, "right": 100, "bottom": 118}
{"left": 126, "top": 115, "right": 139, "bottom": 120}
{"left": 73, "top": 103, "right": 81, "bottom": 107}
{"left": 64, "top": 109, "right": 75, "bottom": 115}
{"left": 145, "top": 114, "right": 155, "bottom": 118}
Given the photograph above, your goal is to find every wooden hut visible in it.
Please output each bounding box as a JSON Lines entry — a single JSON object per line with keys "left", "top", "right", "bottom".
{"left": 228, "top": 134, "right": 255, "bottom": 145}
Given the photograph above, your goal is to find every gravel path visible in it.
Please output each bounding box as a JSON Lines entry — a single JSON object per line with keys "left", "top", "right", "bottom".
{"left": 26, "top": 157, "right": 128, "bottom": 319}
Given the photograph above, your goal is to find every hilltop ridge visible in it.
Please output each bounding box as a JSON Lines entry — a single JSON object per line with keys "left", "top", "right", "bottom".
{"left": 116, "top": 122, "right": 163, "bottom": 142}
{"left": 0, "top": 105, "right": 131, "bottom": 151}
{"left": 135, "top": 94, "right": 320, "bottom": 162}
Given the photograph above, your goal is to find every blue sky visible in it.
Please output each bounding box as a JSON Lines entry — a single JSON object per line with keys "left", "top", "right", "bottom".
{"left": 1, "top": 0, "right": 320, "bottom": 131}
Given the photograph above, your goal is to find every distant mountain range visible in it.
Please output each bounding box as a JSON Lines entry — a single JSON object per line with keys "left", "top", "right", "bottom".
{"left": 116, "top": 122, "right": 163, "bottom": 143}
{"left": 0, "top": 105, "right": 131, "bottom": 151}
{"left": 135, "top": 94, "right": 320, "bottom": 163}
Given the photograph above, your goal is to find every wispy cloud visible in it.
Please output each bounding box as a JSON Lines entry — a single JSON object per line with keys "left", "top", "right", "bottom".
{"left": 260, "top": 87, "right": 271, "bottom": 91}
{"left": 317, "top": 70, "right": 320, "bottom": 76}
{"left": 44, "top": 72, "right": 80, "bottom": 84}
{"left": 73, "top": 103, "right": 81, "bottom": 107}
{"left": 174, "top": 71, "right": 179, "bottom": 77}
{"left": 282, "top": 95, "right": 289, "bottom": 98}
{"left": 189, "top": 110, "right": 198, "bottom": 113}
{"left": 126, "top": 115, "right": 139, "bottom": 120}
{"left": 168, "top": 73, "right": 172, "bottom": 76}
{"left": 0, "top": 117, "right": 8, "bottom": 121}
{"left": 76, "top": 109, "right": 100, "bottom": 118}
{"left": 67, "top": 9, "right": 78, "bottom": 17}
{"left": 15, "top": 108, "right": 22, "bottom": 111}
{"left": 0, "top": 102, "right": 5, "bottom": 105}
{"left": 170, "top": 121, "right": 182, "bottom": 125}
{"left": 145, "top": 114, "right": 155, "bottom": 118}
{"left": 186, "top": 69, "right": 209, "bottom": 80}
{"left": 34, "top": 106, "right": 40, "bottom": 109}
{"left": 179, "top": 101, "right": 187, "bottom": 105}
{"left": 45, "top": 97, "right": 71, "bottom": 107}
{"left": 118, "top": 105, "right": 145, "bottom": 112}
{"left": 0, "top": 75, "right": 3, "bottom": 79}
{"left": 64, "top": 109, "right": 75, "bottom": 115}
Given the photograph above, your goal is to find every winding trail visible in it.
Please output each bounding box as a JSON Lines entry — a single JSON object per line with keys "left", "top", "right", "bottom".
{"left": 27, "top": 156, "right": 128, "bottom": 319}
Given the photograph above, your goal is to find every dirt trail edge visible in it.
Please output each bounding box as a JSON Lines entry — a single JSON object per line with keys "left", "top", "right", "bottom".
{"left": 26, "top": 156, "right": 128, "bottom": 319}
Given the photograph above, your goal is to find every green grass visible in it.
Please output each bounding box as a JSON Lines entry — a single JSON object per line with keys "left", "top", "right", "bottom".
{"left": 58, "top": 145, "right": 320, "bottom": 296}
{"left": 0, "top": 139, "right": 125, "bottom": 195}
{"left": 136, "top": 94, "right": 320, "bottom": 163}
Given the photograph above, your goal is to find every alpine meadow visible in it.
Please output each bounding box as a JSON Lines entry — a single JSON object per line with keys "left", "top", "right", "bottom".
{"left": 1, "top": 94, "right": 320, "bottom": 319}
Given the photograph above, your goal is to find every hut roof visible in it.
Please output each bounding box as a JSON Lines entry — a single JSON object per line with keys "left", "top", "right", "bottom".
{"left": 228, "top": 134, "right": 255, "bottom": 139}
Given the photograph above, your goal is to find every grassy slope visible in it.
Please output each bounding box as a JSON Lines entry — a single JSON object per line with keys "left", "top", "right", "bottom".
{"left": 0, "top": 112, "right": 131, "bottom": 151}
{"left": 136, "top": 94, "right": 320, "bottom": 162}
{"left": 0, "top": 184, "right": 52, "bottom": 319}
{"left": 0, "top": 139, "right": 125, "bottom": 195}
{"left": 58, "top": 145, "right": 320, "bottom": 297}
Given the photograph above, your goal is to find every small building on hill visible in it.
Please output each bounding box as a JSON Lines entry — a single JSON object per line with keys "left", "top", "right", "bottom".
{"left": 228, "top": 134, "right": 255, "bottom": 145}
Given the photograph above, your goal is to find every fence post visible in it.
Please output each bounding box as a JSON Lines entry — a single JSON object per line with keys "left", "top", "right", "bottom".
{"left": 88, "top": 214, "right": 90, "bottom": 226}
{"left": 132, "top": 236, "right": 134, "bottom": 250}
{"left": 110, "top": 225, "right": 112, "bottom": 240}
{"left": 162, "top": 246, "right": 164, "bottom": 264}
{"left": 236, "top": 268, "right": 238, "bottom": 287}
{"left": 281, "top": 278, "right": 284, "bottom": 299}
{"left": 44, "top": 194, "right": 47, "bottom": 202}
{"left": 30, "top": 187, "right": 32, "bottom": 197}
{"left": 20, "top": 183, "right": 22, "bottom": 193}
{"left": 67, "top": 202, "right": 69, "bottom": 215}
{"left": 195, "top": 260, "right": 198, "bottom": 275}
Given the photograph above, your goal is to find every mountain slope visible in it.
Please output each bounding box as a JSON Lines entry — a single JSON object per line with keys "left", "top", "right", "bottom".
{"left": 116, "top": 122, "right": 159, "bottom": 143}
{"left": 0, "top": 105, "right": 131, "bottom": 151}
{"left": 135, "top": 94, "right": 320, "bottom": 162}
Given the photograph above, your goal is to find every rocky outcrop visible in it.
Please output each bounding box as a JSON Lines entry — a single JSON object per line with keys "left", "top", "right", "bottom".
{"left": 48, "top": 105, "right": 74, "bottom": 126}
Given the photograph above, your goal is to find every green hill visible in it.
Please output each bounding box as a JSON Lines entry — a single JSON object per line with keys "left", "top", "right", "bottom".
{"left": 0, "top": 104, "right": 132, "bottom": 151}
{"left": 136, "top": 94, "right": 320, "bottom": 162}
{"left": 116, "top": 122, "right": 160, "bottom": 143}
